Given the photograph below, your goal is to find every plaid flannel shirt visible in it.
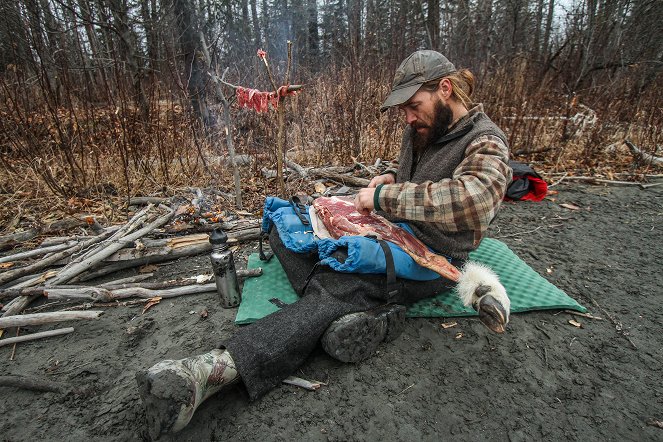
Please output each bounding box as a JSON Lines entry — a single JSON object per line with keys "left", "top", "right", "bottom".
{"left": 377, "top": 133, "right": 511, "bottom": 235}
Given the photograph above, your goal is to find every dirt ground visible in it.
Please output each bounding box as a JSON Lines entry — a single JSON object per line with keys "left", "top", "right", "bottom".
{"left": 1, "top": 183, "right": 662, "bottom": 441}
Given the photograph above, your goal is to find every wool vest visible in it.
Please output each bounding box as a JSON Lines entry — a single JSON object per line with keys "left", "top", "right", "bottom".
{"left": 381, "top": 110, "right": 508, "bottom": 259}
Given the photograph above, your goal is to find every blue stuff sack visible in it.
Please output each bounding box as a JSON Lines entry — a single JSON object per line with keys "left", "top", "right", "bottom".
{"left": 261, "top": 197, "right": 317, "bottom": 254}
{"left": 262, "top": 197, "right": 441, "bottom": 280}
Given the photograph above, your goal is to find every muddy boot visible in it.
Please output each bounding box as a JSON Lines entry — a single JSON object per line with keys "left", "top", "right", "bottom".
{"left": 321, "top": 304, "right": 406, "bottom": 363}
{"left": 135, "top": 349, "right": 238, "bottom": 439}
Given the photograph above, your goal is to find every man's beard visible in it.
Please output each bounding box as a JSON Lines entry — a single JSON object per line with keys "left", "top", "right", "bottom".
{"left": 412, "top": 99, "right": 453, "bottom": 152}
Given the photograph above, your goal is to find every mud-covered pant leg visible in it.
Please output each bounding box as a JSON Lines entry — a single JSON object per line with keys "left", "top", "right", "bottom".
{"left": 222, "top": 228, "right": 457, "bottom": 400}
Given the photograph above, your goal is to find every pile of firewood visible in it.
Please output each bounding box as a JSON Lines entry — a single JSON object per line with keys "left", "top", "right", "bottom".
{"left": 0, "top": 198, "right": 265, "bottom": 347}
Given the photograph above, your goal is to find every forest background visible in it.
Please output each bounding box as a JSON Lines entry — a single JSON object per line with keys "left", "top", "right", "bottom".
{"left": 0, "top": 0, "right": 661, "bottom": 229}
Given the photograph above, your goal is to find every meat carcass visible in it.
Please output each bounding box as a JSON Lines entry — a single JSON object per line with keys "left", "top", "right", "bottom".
{"left": 312, "top": 196, "right": 461, "bottom": 282}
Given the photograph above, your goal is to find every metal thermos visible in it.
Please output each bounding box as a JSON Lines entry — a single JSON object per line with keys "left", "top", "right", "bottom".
{"left": 209, "top": 228, "right": 241, "bottom": 308}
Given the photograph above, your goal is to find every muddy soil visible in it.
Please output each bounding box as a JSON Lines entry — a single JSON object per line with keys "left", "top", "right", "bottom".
{"left": 1, "top": 183, "right": 662, "bottom": 441}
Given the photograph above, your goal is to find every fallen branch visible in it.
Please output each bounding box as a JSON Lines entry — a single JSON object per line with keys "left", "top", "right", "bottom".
{"left": 0, "top": 310, "right": 103, "bottom": 328}
{"left": 0, "top": 375, "right": 68, "bottom": 393}
{"left": 551, "top": 176, "right": 646, "bottom": 186}
{"left": 0, "top": 230, "right": 115, "bottom": 287}
{"left": 309, "top": 168, "right": 370, "bottom": 187}
{"left": 0, "top": 327, "right": 75, "bottom": 347}
{"left": 72, "top": 229, "right": 260, "bottom": 282}
{"left": 285, "top": 158, "right": 309, "bottom": 178}
{"left": 563, "top": 310, "right": 604, "bottom": 320}
{"left": 0, "top": 229, "right": 40, "bottom": 252}
{"left": 129, "top": 196, "right": 171, "bottom": 206}
{"left": 98, "top": 274, "right": 154, "bottom": 287}
{"left": 625, "top": 139, "right": 663, "bottom": 166}
{"left": 0, "top": 241, "right": 79, "bottom": 264}
{"left": 0, "top": 269, "right": 261, "bottom": 303}
{"left": 47, "top": 284, "right": 217, "bottom": 302}
{"left": 47, "top": 205, "right": 175, "bottom": 286}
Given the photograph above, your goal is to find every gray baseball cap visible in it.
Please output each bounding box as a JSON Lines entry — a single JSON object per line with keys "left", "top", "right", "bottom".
{"left": 380, "top": 50, "right": 456, "bottom": 112}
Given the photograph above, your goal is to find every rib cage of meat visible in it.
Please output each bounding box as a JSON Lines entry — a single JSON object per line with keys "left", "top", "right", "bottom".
{"left": 312, "top": 196, "right": 462, "bottom": 282}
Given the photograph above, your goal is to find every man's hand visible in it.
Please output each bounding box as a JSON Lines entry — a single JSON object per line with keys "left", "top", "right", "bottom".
{"left": 354, "top": 187, "right": 376, "bottom": 215}
{"left": 368, "top": 173, "right": 396, "bottom": 188}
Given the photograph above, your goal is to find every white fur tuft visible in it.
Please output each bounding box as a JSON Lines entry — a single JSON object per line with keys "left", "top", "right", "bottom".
{"left": 457, "top": 261, "right": 511, "bottom": 317}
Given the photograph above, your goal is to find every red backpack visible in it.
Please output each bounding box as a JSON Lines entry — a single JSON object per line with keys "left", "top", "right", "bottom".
{"left": 504, "top": 161, "right": 548, "bottom": 202}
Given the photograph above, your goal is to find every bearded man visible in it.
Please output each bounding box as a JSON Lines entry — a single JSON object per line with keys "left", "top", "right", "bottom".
{"left": 136, "top": 50, "right": 512, "bottom": 438}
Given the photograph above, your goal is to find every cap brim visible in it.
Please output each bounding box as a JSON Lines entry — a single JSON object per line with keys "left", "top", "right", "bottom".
{"left": 380, "top": 83, "right": 422, "bottom": 112}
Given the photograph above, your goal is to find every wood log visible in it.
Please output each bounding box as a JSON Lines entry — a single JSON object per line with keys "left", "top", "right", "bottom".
{"left": 72, "top": 205, "right": 154, "bottom": 264}
{"left": 98, "top": 274, "right": 154, "bottom": 287}
{"left": 0, "top": 229, "right": 39, "bottom": 252}
{"left": 0, "top": 327, "right": 75, "bottom": 347}
{"left": 47, "top": 284, "right": 217, "bottom": 302}
{"left": 73, "top": 229, "right": 261, "bottom": 282}
{"left": 38, "top": 226, "right": 122, "bottom": 247}
{"left": 106, "top": 229, "right": 260, "bottom": 262}
{"left": 164, "top": 218, "right": 260, "bottom": 234}
{"left": 0, "top": 310, "right": 103, "bottom": 328}
{"left": 129, "top": 196, "right": 171, "bottom": 206}
{"left": 625, "top": 139, "right": 663, "bottom": 166}
{"left": 47, "top": 206, "right": 175, "bottom": 286}
{"left": 0, "top": 231, "right": 115, "bottom": 287}
{"left": 2, "top": 293, "right": 41, "bottom": 316}
{"left": 285, "top": 158, "right": 309, "bottom": 178}
{"left": 0, "top": 241, "right": 78, "bottom": 264}
{"left": 308, "top": 168, "right": 370, "bottom": 187}
{"left": 0, "top": 269, "right": 261, "bottom": 303}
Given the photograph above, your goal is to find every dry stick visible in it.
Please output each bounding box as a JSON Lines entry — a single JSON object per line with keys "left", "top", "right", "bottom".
{"left": 0, "top": 327, "right": 74, "bottom": 348}
{"left": 259, "top": 44, "right": 290, "bottom": 197}
{"left": 71, "top": 204, "right": 153, "bottom": 264}
{"left": 1, "top": 269, "right": 262, "bottom": 303}
{"left": 0, "top": 241, "right": 78, "bottom": 264}
{"left": 0, "top": 375, "right": 67, "bottom": 393}
{"left": 0, "top": 311, "right": 103, "bottom": 328}
{"left": 563, "top": 310, "right": 604, "bottom": 320}
{"left": 47, "top": 206, "right": 175, "bottom": 286}
{"left": 624, "top": 139, "right": 663, "bottom": 166}
{"left": 73, "top": 229, "right": 261, "bottom": 282}
{"left": 106, "top": 229, "right": 260, "bottom": 262}
{"left": 100, "top": 269, "right": 262, "bottom": 290}
{"left": 585, "top": 296, "right": 637, "bottom": 349}
{"left": 285, "top": 158, "right": 308, "bottom": 178}
{"left": 98, "top": 273, "right": 154, "bottom": 287}
{"left": 548, "top": 173, "right": 568, "bottom": 188}
{"left": 165, "top": 218, "right": 260, "bottom": 234}
{"left": 39, "top": 226, "right": 122, "bottom": 247}
{"left": 47, "top": 284, "right": 218, "bottom": 302}
{"left": 217, "top": 67, "right": 243, "bottom": 210}
{"left": 0, "top": 230, "right": 115, "bottom": 287}
{"left": 308, "top": 168, "right": 371, "bottom": 188}
{"left": 9, "top": 327, "right": 19, "bottom": 360}
{"left": 128, "top": 196, "right": 171, "bottom": 206}
{"left": 550, "top": 176, "right": 647, "bottom": 186}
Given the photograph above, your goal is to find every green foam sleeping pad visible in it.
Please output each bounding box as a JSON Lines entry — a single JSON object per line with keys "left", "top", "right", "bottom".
{"left": 235, "top": 238, "right": 586, "bottom": 325}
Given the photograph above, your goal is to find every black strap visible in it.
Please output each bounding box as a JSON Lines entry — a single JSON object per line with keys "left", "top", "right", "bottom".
{"left": 377, "top": 240, "right": 401, "bottom": 299}
{"left": 289, "top": 196, "right": 310, "bottom": 225}
{"left": 258, "top": 230, "right": 274, "bottom": 262}
{"left": 302, "top": 261, "right": 321, "bottom": 294}
{"left": 269, "top": 298, "right": 288, "bottom": 308}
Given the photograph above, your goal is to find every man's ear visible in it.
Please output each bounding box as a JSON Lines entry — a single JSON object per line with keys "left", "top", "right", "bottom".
{"left": 438, "top": 78, "right": 452, "bottom": 99}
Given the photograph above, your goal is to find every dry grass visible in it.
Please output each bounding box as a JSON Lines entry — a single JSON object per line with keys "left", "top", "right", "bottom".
{"left": 1, "top": 63, "right": 661, "bottom": 233}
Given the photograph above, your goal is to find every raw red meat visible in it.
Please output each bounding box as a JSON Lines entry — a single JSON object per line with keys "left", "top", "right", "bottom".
{"left": 312, "top": 196, "right": 462, "bottom": 281}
